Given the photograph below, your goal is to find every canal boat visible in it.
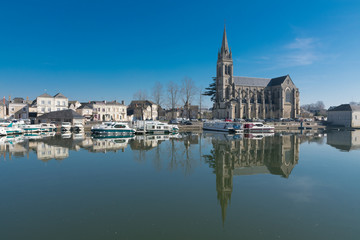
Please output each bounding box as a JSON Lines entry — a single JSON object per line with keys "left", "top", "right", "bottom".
{"left": 134, "top": 121, "right": 179, "bottom": 134}
{"left": 61, "top": 122, "right": 72, "bottom": 132}
{"left": 203, "top": 121, "right": 242, "bottom": 134}
{"left": 4, "top": 123, "right": 24, "bottom": 135}
{"left": 145, "top": 121, "right": 179, "bottom": 134}
{"left": 91, "top": 122, "right": 136, "bottom": 136}
{"left": 243, "top": 122, "right": 274, "bottom": 132}
{"left": 40, "top": 123, "right": 57, "bottom": 132}
{"left": 21, "top": 124, "right": 42, "bottom": 133}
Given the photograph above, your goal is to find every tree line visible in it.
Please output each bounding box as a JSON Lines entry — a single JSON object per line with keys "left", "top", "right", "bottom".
{"left": 133, "top": 77, "right": 203, "bottom": 119}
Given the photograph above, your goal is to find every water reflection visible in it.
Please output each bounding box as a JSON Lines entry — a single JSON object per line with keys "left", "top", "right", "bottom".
{"left": 327, "top": 130, "right": 360, "bottom": 151}
{"left": 2, "top": 130, "right": 359, "bottom": 228}
{"left": 203, "top": 133, "right": 300, "bottom": 224}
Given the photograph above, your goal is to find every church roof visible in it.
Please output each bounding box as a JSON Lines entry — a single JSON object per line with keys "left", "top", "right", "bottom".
{"left": 233, "top": 76, "right": 271, "bottom": 87}
{"left": 268, "top": 75, "right": 289, "bottom": 86}
{"left": 233, "top": 75, "right": 291, "bottom": 87}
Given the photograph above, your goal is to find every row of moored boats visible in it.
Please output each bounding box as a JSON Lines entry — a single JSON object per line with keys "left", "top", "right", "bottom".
{"left": 203, "top": 121, "right": 274, "bottom": 134}
{"left": 0, "top": 121, "right": 84, "bottom": 136}
{"left": 91, "top": 121, "right": 179, "bottom": 136}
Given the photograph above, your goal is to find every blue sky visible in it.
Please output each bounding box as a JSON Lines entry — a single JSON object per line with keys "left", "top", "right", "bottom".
{"left": 0, "top": 0, "right": 359, "bottom": 108}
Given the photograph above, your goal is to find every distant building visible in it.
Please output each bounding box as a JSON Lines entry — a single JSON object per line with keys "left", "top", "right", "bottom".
{"left": 0, "top": 98, "right": 7, "bottom": 119}
{"left": 76, "top": 104, "right": 93, "bottom": 120}
{"left": 8, "top": 97, "right": 29, "bottom": 119}
{"left": 213, "top": 26, "right": 300, "bottom": 119}
{"left": 34, "top": 93, "right": 69, "bottom": 116}
{"left": 181, "top": 103, "right": 199, "bottom": 119}
{"left": 128, "top": 100, "right": 158, "bottom": 120}
{"left": 89, "top": 100, "right": 127, "bottom": 121}
{"left": 68, "top": 101, "right": 81, "bottom": 110}
{"left": 37, "top": 109, "right": 85, "bottom": 125}
{"left": 327, "top": 104, "right": 360, "bottom": 128}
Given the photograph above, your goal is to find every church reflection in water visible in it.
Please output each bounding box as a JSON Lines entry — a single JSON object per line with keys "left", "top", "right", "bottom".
{"left": 203, "top": 133, "right": 301, "bottom": 224}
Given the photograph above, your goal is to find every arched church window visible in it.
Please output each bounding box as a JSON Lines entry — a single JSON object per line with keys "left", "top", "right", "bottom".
{"left": 285, "top": 89, "right": 292, "bottom": 103}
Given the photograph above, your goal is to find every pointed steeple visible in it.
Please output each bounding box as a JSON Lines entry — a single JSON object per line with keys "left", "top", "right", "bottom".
{"left": 221, "top": 25, "right": 229, "bottom": 53}
{"left": 219, "top": 25, "right": 232, "bottom": 60}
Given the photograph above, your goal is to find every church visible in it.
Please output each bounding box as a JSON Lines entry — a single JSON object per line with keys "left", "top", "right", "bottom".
{"left": 213, "top": 27, "right": 300, "bottom": 120}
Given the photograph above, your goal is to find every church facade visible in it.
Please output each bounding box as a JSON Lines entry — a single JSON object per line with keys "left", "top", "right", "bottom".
{"left": 213, "top": 27, "right": 300, "bottom": 120}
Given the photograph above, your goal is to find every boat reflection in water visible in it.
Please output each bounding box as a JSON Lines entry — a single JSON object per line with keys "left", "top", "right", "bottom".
{"left": 203, "top": 132, "right": 300, "bottom": 224}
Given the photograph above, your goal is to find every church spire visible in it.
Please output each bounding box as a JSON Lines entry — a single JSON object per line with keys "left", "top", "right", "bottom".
{"left": 221, "top": 25, "right": 229, "bottom": 53}
{"left": 219, "top": 25, "right": 231, "bottom": 60}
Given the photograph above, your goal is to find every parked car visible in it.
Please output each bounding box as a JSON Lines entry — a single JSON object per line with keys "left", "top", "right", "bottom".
{"left": 169, "top": 119, "right": 179, "bottom": 124}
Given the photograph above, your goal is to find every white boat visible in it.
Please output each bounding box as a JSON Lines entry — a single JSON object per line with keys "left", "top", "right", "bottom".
{"left": 0, "top": 127, "right": 7, "bottom": 136}
{"left": 40, "top": 123, "right": 57, "bottom": 132}
{"left": 61, "top": 122, "right": 72, "bottom": 132}
{"left": 73, "top": 123, "right": 84, "bottom": 132}
{"left": 91, "top": 122, "right": 136, "bottom": 136}
{"left": 22, "top": 124, "right": 42, "bottom": 133}
{"left": 243, "top": 122, "right": 275, "bottom": 132}
{"left": 145, "top": 121, "right": 179, "bottom": 134}
{"left": 4, "top": 123, "right": 24, "bottom": 135}
{"left": 134, "top": 121, "right": 179, "bottom": 134}
{"left": 203, "top": 121, "right": 242, "bottom": 134}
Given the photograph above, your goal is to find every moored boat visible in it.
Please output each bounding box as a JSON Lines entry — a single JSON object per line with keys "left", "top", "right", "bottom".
{"left": 40, "top": 123, "right": 56, "bottom": 132}
{"left": 91, "top": 122, "right": 136, "bottom": 136}
{"left": 243, "top": 122, "right": 274, "bottom": 132}
{"left": 203, "top": 121, "right": 242, "bottom": 134}
{"left": 21, "top": 124, "right": 42, "bottom": 133}
{"left": 145, "top": 121, "right": 179, "bottom": 134}
{"left": 4, "top": 123, "right": 24, "bottom": 135}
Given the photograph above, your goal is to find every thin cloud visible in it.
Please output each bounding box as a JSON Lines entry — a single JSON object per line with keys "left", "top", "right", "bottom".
{"left": 282, "top": 37, "right": 321, "bottom": 66}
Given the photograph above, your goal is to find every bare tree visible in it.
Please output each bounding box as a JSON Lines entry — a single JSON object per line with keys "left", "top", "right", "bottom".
{"left": 152, "top": 82, "right": 163, "bottom": 117}
{"left": 133, "top": 89, "right": 148, "bottom": 100}
{"left": 167, "top": 81, "right": 179, "bottom": 119}
{"left": 181, "top": 77, "right": 197, "bottom": 119}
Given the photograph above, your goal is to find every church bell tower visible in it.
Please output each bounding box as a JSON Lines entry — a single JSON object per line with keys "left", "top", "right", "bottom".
{"left": 217, "top": 25, "right": 233, "bottom": 102}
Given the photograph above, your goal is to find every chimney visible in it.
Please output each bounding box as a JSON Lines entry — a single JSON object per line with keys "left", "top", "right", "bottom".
{"left": 26, "top": 96, "right": 29, "bottom": 101}
{"left": 3, "top": 96, "right": 5, "bottom": 105}
{"left": 8, "top": 95, "right": 11, "bottom": 102}
{"left": 121, "top": 100, "right": 124, "bottom": 105}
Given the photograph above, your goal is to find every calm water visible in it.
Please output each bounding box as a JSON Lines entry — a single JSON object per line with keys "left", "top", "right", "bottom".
{"left": 1, "top": 131, "right": 360, "bottom": 240}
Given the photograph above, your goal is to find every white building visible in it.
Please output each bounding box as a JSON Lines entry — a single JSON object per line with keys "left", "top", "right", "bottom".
{"left": 89, "top": 101, "right": 127, "bottom": 121}
{"left": 128, "top": 100, "right": 158, "bottom": 120}
{"left": 8, "top": 97, "right": 29, "bottom": 119}
{"left": 35, "top": 93, "right": 68, "bottom": 116}
{"left": 327, "top": 104, "right": 360, "bottom": 128}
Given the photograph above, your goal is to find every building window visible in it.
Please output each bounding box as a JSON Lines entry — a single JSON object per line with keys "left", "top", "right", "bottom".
{"left": 41, "top": 100, "right": 45, "bottom": 104}
{"left": 63, "top": 101, "right": 65, "bottom": 106}
{"left": 48, "top": 101, "right": 51, "bottom": 104}
{"left": 285, "top": 89, "right": 292, "bottom": 103}
{"left": 41, "top": 108, "right": 45, "bottom": 112}
{"left": 48, "top": 108, "right": 51, "bottom": 112}
{"left": 57, "top": 101, "right": 60, "bottom": 105}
